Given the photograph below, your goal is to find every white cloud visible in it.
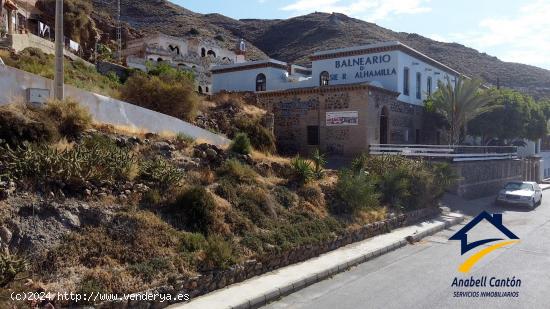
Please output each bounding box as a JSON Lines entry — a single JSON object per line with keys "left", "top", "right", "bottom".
{"left": 432, "top": 0, "right": 550, "bottom": 69}
{"left": 281, "top": 0, "right": 431, "bottom": 22}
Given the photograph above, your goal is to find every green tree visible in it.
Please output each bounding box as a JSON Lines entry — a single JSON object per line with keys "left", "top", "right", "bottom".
{"left": 468, "top": 89, "right": 548, "bottom": 143}
{"left": 429, "top": 76, "right": 496, "bottom": 144}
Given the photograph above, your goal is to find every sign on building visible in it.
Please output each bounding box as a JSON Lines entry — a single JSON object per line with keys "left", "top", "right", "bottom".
{"left": 326, "top": 111, "right": 359, "bottom": 126}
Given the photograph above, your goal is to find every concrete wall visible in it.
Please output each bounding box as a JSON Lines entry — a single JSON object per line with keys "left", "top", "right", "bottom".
{"left": 451, "top": 159, "right": 523, "bottom": 199}
{"left": 0, "top": 65, "right": 229, "bottom": 146}
{"left": 9, "top": 33, "right": 92, "bottom": 65}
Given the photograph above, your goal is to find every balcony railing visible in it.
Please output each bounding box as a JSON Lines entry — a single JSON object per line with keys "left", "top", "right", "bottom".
{"left": 369, "top": 144, "right": 518, "bottom": 162}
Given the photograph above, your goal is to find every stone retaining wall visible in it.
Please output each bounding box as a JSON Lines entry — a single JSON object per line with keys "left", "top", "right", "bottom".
{"left": 451, "top": 159, "right": 523, "bottom": 199}
{"left": 98, "top": 207, "right": 440, "bottom": 309}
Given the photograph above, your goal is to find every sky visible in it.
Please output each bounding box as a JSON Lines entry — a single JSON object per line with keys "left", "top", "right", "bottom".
{"left": 172, "top": 0, "right": 550, "bottom": 70}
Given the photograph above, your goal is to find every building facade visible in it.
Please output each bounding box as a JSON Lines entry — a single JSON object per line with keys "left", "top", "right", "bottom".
{"left": 123, "top": 33, "right": 246, "bottom": 95}
{"left": 212, "top": 41, "right": 461, "bottom": 157}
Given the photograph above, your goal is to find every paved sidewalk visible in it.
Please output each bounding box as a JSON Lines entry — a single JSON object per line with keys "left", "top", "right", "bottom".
{"left": 170, "top": 212, "right": 464, "bottom": 309}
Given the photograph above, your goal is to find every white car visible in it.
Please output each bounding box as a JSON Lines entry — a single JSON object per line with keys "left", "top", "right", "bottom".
{"left": 495, "top": 181, "right": 543, "bottom": 209}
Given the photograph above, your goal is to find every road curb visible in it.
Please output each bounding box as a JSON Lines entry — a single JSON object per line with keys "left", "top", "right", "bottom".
{"left": 232, "top": 213, "right": 465, "bottom": 309}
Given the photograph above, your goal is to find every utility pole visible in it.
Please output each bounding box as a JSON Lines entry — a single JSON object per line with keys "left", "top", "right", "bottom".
{"left": 116, "top": 0, "right": 121, "bottom": 63}
{"left": 54, "top": 0, "right": 64, "bottom": 100}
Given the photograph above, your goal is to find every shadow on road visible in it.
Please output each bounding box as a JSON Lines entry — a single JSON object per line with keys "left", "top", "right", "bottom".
{"left": 440, "top": 193, "right": 534, "bottom": 217}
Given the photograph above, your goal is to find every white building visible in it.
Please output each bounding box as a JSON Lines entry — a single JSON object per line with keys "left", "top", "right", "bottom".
{"left": 123, "top": 33, "right": 247, "bottom": 95}
{"left": 212, "top": 41, "right": 461, "bottom": 105}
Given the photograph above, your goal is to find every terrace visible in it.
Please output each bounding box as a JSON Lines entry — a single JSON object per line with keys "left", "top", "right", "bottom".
{"left": 369, "top": 144, "right": 518, "bottom": 162}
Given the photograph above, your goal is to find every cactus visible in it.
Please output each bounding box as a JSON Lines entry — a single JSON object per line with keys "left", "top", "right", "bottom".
{"left": 139, "top": 157, "right": 184, "bottom": 190}
{"left": 0, "top": 135, "right": 138, "bottom": 189}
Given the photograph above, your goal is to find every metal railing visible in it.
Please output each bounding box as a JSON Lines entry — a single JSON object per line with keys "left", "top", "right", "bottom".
{"left": 369, "top": 144, "right": 518, "bottom": 162}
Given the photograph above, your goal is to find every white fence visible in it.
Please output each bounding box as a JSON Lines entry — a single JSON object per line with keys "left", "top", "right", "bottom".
{"left": 369, "top": 144, "right": 518, "bottom": 162}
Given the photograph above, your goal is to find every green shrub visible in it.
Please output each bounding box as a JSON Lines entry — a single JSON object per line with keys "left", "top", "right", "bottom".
{"left": 140, "top": 157, "right": 184, "bottom": 190}
{"left": 215, "top": 177, "right": 240, "bottom": 204}
{"left": 176, "top": 132, "right": 195, "bottom": 144}
{"left": 272, "top": 186, "right": 298, "bottom": 209}
{"left": 0, "top": 253, "right": 27, "bottom": 288}
{"left": 128, "top": 257, "right": 171, "bottom": 283}
{"left": 203, "top": 235, "right": 237, "bottom": 270}
{"left": 311, "top": 149, "right": 326, "bottom": 179}
{"left": 235, "top": 118, "right": 276, "bottom": 153}
{"left": 167, "top": 187, "right": 217, "bottom": 235}
{"left": 230, "top": 133, "right": 253, "bottom": 155}
{"left": 120, "top": 71, "right": 199, "bottom": 121}
{"left": 378, "top": 168, "right": 412, "bottom": 209}
{"left": 217, "top": 159, "right": 257, "bottom": 183}
{"left": 141, "top": 189, "right": 163, "bottom": 206}
{"left": 236, "top": 187, "right": 277, "bottom": 226}
{"left": 242, "top": 213, "right": 342, "bottom": 254}
{"left": 334, "top": 169, "right": 380, "bottom": 214}
{"left": 290, "top": 156, "right": 314, "bottom": 185}
{"left": 45, "top": 98, "right": 93, "bottom": 138}
{"left": 431, "top": 162, "right": 459, "bottom": 196}
{"left": 180, "top": 232, "right": 207, "bottom": 252}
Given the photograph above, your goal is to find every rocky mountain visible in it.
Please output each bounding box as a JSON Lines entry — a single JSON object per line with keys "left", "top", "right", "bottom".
{"left": 91, "top": 1, "right": 550, "bottom": 99}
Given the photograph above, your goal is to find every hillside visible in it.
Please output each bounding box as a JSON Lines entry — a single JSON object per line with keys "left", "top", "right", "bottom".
{"left": 205, "top": 12, "right": 550, "bottom": 99}
{"left": 61, "top": 1, "right": 550, "bottom": 99}
{"left": 90, "top": 0, "right": 268, "bottom": 61}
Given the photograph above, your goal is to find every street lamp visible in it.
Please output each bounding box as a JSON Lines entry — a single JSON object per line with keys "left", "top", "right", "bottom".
{"left": 54, "top": 0, "right": 64, "bottom": 100}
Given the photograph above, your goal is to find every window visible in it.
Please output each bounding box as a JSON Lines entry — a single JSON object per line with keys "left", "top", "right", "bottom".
{"left": 320, "top": 71, "right": 330, "bottom": 86}
{"left": 307, "top": 126, "right": 320, "bottom": 146}
{"left": 201, "top": 48, "right": 206, "bottom": 57}
{"left": 403, "top": 67, "right": 410, "bottom": 96}
{"left": 416, "top": 72, "right": 422, "bottom": 99}
{"left": 427, "top": 77, "right": 432, "bottom": 96}
{"left": 256, "top": 73, "right": 266, "bottom": 92}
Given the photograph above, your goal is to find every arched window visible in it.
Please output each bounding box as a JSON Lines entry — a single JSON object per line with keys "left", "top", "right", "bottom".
{"left": 320, "top": 71, "right": 330, "bottom": 86}
{"left": 207, "top": 50, "right": 216, "bottom": 58}
{"left": 157, "top": 57, "right": 163, "bottom": 62}
{"left": 198, "top": 86, "right": 203, "bottom": 94}
{"left": 201, "top": 48, "right": 206, "bottom": 57}
{"left": 205, "top": 86, "right": 209, "bottom": 93}
{"left": 256, "top": 73, "right": 266, "bottom": 92}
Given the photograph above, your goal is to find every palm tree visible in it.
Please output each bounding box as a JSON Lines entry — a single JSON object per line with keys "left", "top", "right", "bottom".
{"left": 429, "top": 76, "right": 496, "bottom": 145}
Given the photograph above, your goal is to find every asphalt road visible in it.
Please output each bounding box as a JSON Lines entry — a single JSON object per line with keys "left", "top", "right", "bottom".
{"left": 264, "top": 192, "right": 550, "bottom": 309}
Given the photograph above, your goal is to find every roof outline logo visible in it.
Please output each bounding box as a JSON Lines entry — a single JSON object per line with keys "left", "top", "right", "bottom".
{"left": 449, "top": 211, "right": 520, "bottom": 273}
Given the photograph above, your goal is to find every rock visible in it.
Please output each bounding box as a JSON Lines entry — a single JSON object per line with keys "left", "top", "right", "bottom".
{"left": 128, "top": 136, "right": 143, "bottom": 145}
{"left": 205, "top": 148, "right": 218, "bottom": 159}
{"left": 193, "top": 149, "right": 207, "bottom": 159}
{"left": 57, "top": 210, "right": 81, "bottom": 228}
{"left": 145, "top": 132, "right": 159, "bottom": 140}
{"left": 0, "top": 226, "right": 12, "bottom": 244}
{"left": 84, "top": 189, "right": 92, "bottom": 196}
{"left": 124, "top": 190, "right": 132, "bottom": 195}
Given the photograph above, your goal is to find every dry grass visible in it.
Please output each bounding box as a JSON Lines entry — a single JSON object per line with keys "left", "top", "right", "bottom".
{"left": 251, "top": 150, "right": 291, "bottom": 165}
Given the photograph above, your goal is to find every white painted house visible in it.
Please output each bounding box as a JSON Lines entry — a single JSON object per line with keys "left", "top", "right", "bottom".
{"left": 212, "top": 41, "right": 461, "bottom": 106}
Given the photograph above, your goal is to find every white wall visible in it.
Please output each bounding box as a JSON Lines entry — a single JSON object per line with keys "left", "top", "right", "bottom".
{"left": 396, "top": 52, "right": 458, "bottom": 105}
{"left": 0, "top": 65, "right": 229, "bottom": 146}
{"left": 311, "top": 50, "right": 400, "bottom": 91}
{"left": 213, "top": 66, "right": 291, "bottom": 93}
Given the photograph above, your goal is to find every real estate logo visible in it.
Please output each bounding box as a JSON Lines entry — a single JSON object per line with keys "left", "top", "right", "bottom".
{"left": 449, "top": 211, "right": 520, "bottom": 273}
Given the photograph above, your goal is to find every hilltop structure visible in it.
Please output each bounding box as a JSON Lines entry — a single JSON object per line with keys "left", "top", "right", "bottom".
{"left": 212, "top": 41, "right": 461, "bottom": 156}
{"left": 122, "top": 33, "right": 247, "bottom": 95}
